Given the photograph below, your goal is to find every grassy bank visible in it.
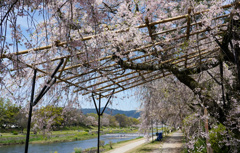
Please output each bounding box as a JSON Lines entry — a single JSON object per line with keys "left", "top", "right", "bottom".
{"left": 0, "top": 127, "right": 138, "bottom": 146}
{"left": 73, "top": 136, "right": 144, "bottom": 153}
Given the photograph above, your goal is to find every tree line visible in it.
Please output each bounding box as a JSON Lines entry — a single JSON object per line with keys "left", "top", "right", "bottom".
{"left": 0, "top": 98, "right": 140, "bottom": 133}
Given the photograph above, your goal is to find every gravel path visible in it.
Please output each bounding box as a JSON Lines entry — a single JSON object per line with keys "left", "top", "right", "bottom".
{"left": 155, "top": 130, "right": 184, "bottom": 153}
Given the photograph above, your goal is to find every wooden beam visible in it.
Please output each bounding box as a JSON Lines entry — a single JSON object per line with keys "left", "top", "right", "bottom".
{"left": 101, "top": 60, "right": 211, "bottom": 97}
{"left": 151, "top": 14, "right": 229, "bottom": 37}
{"left": 98, "top": 70, "right": 125, "bottom": 90}
{"left": 73, "top": 44, "right": 210, "bottom": 92}
{"left": 56, "top": 30, "right": 222, "bottom": 77}
{"left": 78, "top": 70, "right": 154, "bottom": 94}
{"left": 6, "top": 56, "right": 99, "bottom": 95}
{"left": 137, "top": 3, "right": 233, "bottom": 28}
{"left": 81, "top": 48, "right": 217, "bottom": 95}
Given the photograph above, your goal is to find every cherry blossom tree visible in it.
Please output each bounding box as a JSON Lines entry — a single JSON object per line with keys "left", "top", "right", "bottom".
{"left": 0, "top": 0, "right": 240, "bottom": 151}
{"left": 139, "top": 77, "right": 195, "bottom": 129}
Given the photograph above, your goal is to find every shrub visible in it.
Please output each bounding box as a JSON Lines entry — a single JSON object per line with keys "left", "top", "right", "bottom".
{"left": 83, "top": 148, "right": 97, "bottom": 153}
{"left": 109, "top": 141, "right": 113, "bottom": 149}
{"left": 193, "top": 138, "right": 207, "bottom": 153}
{"left": 74, "top": 147, "right": 82, "bottom": 153}
{"left": 12, "top": 131, "right": 18, "bottom": 135}
{"left": 78, "top": 131, "right": 88, "bottom": 136}
{"left": 209, "top": 124, "right": 228, "bottom": 153}
{"left": 100, "top": 140, "right": 105, "bottom": 147}
{"left": 83, "top": 132, "right": 88, "bottom": 135}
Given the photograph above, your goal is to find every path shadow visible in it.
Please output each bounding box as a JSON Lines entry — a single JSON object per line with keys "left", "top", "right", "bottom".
{"left": 159, "top": 147, "right": 183, "bottom": 153}
{"left": 139, "top": 148, "right": 156, "bottom": 152}
{"left": 163, "top": 135, "right": 184, "bottom": 143}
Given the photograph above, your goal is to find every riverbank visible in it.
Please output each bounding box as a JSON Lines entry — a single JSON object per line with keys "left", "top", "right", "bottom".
{"left": 0, "top": 133, "right": 142, "bottom": 153}
{"left": 77, "top": 136, "right": 144, "bottom": 153}
{"left": 0, "top": 127, "right": 138, "bottom": 146}
{"left": 103, "top": 136, "right": 147, "bottom": 153}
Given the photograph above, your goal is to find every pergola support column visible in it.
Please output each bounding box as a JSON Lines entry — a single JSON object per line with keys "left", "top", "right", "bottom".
{"left": 24, "top": 59, "right": 64, "bottom": 153}
{"left": 92, "top": 90, "right": 114, "bottom": 153}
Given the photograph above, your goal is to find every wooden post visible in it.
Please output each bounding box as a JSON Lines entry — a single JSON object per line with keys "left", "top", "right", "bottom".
{"left": 204, "top": 107, "right": 212, "bottom": 153}
{"left": 185, "top": 8, "right": 191, "bottom": 68}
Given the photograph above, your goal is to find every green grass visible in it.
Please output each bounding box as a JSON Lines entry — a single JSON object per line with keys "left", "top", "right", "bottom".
{"left": 181, "top": 137, "right": 188, "bottom": 153}
{"left": 0, "top": 132, "right": 25, "bottom": 138}
{"left": 0, "top": 127, "right": 139, "bottom": 145}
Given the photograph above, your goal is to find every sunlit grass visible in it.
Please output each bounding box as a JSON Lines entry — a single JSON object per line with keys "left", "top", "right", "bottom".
{"left": 0, "top": 127, "right": 139, "bottom": 145}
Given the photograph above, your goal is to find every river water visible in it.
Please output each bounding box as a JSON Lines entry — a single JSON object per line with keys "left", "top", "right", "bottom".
{"left": 0, "top": 133, "right": 143, "bottom": 153}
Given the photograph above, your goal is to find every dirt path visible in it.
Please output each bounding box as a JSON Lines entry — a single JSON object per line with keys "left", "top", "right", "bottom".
{"left": 107, "top": 139, "right": 145, "bottom": 153}
{"left": 153, "top": 130, "right": 184, "bottom": 153}
{"left": 106, "top": 131, "right": 184, "bottom": 153}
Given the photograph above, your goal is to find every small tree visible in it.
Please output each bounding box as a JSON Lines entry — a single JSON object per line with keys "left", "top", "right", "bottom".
{"left": 86, "top": 116, "right": 97, "bottom": 126}
{"left": 15, "top": 109, "right": 28, "bottom": 133}
{"left": 0, "top": 98, "right": 20, "bottom": 129}
{"left": 115, "top": 114, "right": 128, "bottom": 127}
{"left": 108, "top": 115, "right": 118, "bottom": 127}
{"left": 101, "top": 114, "right": 110, "bottom": 127}
{"left": 33, "top": 105, "right": 64, "bottom": 134}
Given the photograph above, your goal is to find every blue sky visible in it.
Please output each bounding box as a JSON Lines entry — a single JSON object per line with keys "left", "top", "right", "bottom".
{"left": 80, "top": 89, "right": 141, "bottom": 111}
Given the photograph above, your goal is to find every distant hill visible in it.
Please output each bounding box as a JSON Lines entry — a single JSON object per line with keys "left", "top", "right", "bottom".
{"left": 81, "top": 107, "right": 141, "bottom": 118}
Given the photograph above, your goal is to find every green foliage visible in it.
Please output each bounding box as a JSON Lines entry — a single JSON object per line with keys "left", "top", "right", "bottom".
{"left": 129, "top": 117, "right": 140, "bottom": 125}
{"left": 82, "top": 132, "right": 88, "bottom": 135}
{"left": 74, "top": 147, "right": 82, "bottom": 153}
{"left": 193, "top": 138, "right": 207, "bottom": 153}
{"left": 100, "top": 140, "right": 105, "bottom": 147}
{"left": 209, "top": 124, "right": 228, "bottom": 153}
{"left": 15, "top": 110, "right": 27, "bottom": 132}
{"left": 109, "top": 141, "right": 113, "bottom": 149}
{"left": 36, "top": 105, "right": 64, "bottom": 127}
{"left": 83, "top": 148, "right": 97, "bottom": 153}
{"left": 183, "top": 114, "right": 195, "bottom": 127}
{"left": 12, "top": 131, "right": 18, "bottom": 135}
{"left": 182, "top": 113, "right": 200, "bottom": 134}
{"left": 185, "top": 124, "right": 229, "bottom": 153}
{"left": 114, "top": 114, "right": 139, "bottom": 127}
{"left": 107, "top": 115, "right": 117, "bottom": 127}
{"left": 0, "top": 97, "right": 21, "bottom": 130}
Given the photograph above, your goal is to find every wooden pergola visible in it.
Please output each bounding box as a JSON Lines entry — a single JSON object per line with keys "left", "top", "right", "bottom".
{"left": 2, "top": 3, "right": 234, "bottom": 99}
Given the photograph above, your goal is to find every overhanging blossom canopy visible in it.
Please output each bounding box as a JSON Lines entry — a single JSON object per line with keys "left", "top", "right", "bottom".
{"left": 1, "top": 2, "right": 236, "bottom": 98}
